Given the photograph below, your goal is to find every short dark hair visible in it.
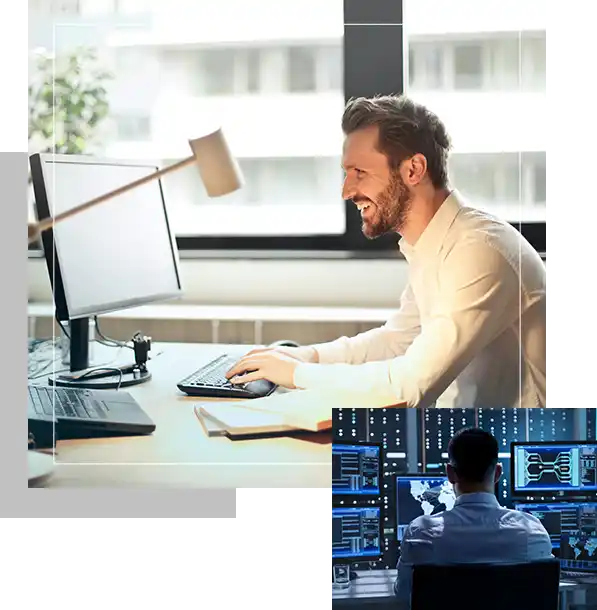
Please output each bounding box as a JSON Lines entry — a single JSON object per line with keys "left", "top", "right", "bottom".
{"left": 447, "top": 428, "right": 498, "bottom": 483}
{"left": 341, "top": 94, "right": 452, "bottom": 189}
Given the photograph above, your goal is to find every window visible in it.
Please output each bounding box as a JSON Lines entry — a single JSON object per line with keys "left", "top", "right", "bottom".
{"left": 449, "top": 153, "right": 525, "bottom": 216}
{"left": 262, "top": 158, "right": 319, "bottom": 204}
{"left": 409, "top": 43, "right": 443, "bottom": 90}
{"left": 453, "top": 43, "right": 484, "bottom": 90}
{"left": 246, "top": 48, "right": 261, "bottom": 94}
{"left": 406, "top": 0, "right": 546, "bottom": 240}
{"left": 79, "top": 0, "right": 115, "bottom": 15}
{"left": 533, "top": 164, "right": 546, "bottom": 203}
{"left": 44, "top": 0, "right": 81, "bottom": 14}
{"left": 319, "top": 45, "right": 343, "bottom": 91}
{"left": 449, "top": 153, "right": 501, "bottom": 203}
{"left": 202, "top": 49, "right": 237, "bottom": 95}
{"left": 28, "top": 0, "right": 544, "bottom": 255}
{"left": 114, "top": 0, "right": 148, "bottom": 13}
{"left": 487, "top": 36, "right": 520, "bottom": 90}
{"left": 287, "top": 46, "right": 317, "bottom": 92}
{"left": 159, "top": 157, "right": 262, "bottom": 209}
{"left": 114, "top": 114, "right": 151, "bottom": 141}
{"left": 522, "top": 33, "right": 546, "bottom": 91}
{"left": 522, "top": 151, "right": 547, "bottom": 204}
{"left": 29, "top": 0, "right": 347, "bottom": 251}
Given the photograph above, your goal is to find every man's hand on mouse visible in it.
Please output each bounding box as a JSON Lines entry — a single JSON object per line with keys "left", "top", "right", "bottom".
{"left": 225, "top": 350, "right": 307, "bottom": 389}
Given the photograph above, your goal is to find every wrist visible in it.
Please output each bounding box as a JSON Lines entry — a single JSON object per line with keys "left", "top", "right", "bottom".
{"left": 301, "top": 346, "right": 319, "bottom": 363}
{"left": 293, "top": 362, "right": 312, "bottom": 389}
{"left": 290, "top": 345, "right": 318, "bottom": 363}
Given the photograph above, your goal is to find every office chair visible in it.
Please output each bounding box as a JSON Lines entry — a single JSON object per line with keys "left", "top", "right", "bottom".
{"left": 411, "top": 560, "right": 560, "bottom": 610}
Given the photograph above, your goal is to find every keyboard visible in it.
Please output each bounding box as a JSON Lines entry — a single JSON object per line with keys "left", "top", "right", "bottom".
{"left": 177, "top": 354, "right": 277, "bottom": 399}
{"left": 561, "top": 571, "right": 597, "bottom": 581}
{"left": 28, "top": 385, "right": 108, "bottom": 419}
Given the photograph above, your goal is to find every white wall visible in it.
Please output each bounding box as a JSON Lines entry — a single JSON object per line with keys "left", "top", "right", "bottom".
{"left": 27, "top": 257, "right": 410, "bottom": 307}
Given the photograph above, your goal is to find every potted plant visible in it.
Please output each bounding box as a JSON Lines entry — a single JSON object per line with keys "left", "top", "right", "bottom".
{"left": 28, "top": 46, "right": 114, "bottom": 243}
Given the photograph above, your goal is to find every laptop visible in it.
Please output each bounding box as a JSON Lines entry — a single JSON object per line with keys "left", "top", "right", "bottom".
{"left": 28, "top": 384, "right": 156, "bottom": 441}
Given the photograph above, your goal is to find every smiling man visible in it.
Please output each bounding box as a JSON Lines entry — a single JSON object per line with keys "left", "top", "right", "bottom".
{"left": 226, "top": 94, "right": 547, "bottom": 409}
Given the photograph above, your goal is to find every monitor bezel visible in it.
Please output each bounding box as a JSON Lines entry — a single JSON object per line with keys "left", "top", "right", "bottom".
{"left": 30, "top": 153, "right": 183, "bottom": 322}
{"left": 332, "top": 505, "right": 383, "bottom": 564}
{"left": 510, "top": 440, "right": 597, "bottom": 499}
{"left": 332, "top": 440, "right": 383, "bottom": 499}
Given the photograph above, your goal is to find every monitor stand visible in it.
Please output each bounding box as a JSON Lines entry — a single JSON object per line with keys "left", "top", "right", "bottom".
{"left": 48, "top": 317, "right": 151, "bottom": 390}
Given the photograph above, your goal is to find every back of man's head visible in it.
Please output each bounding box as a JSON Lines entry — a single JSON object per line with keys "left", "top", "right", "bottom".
{"left": 447, "top": 428, "right": 499, "bottom": 489}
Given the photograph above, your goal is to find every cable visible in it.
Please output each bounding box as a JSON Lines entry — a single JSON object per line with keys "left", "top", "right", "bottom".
{"left": 28, "top": 337, "right": 63, "bottom": 378}
{"left": 56, "top": 317, "right": 70, "bottom": 340}
{"left": 93, "top": 316, "right": 134, "bottom": 351}
{"left": 73, "top": 367, "right": 124, "bottom": 391}
{"left": 55, "top": 313, "right": 134, "bottom": 351}
{"left": 28, "top": 344, "right": 126, "bottom": 380}
{"left": 29, "top": 318, "right": 163, "bottom": 382}
{"left": 93, "top": 317, "right": 162, "bottom": 360}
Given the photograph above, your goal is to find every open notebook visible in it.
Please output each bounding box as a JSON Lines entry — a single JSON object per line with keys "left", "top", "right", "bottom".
{"left": 196, "top": 405, "right": 299, "bottom": 439}
{"left": 196, "top": 388, "right": 406, "bottom": 438}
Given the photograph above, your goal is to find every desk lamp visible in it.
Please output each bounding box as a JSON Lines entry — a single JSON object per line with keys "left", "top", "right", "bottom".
{"left": 26, "top": 127, "right": 243, "bottom": 486}
{"left": 27, "top": 127, "right": 243, "bottom": 243}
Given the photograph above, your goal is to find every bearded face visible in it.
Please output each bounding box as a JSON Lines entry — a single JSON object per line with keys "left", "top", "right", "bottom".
{"left": 342, "top": 126, "right": 413, "bottom": 239}
{"left": 353, "top": 169, "right": 413, "bottom": 239}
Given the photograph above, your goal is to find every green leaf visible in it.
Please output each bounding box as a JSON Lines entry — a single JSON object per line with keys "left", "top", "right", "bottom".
{"left": 28, "top": 45, "right": 112, "bottom": 156}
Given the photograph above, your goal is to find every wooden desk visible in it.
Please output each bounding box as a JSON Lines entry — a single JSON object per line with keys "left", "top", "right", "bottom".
{"left": 34, "top": 342, "right": 331, "bottom": 489}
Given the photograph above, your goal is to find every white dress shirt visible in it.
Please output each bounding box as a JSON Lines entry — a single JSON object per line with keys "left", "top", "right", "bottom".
{"left": 293, "top": 191, "right": 546, "bottom": 408}
{"left": 394, "top": 493, "right": 553, "bottom": 606}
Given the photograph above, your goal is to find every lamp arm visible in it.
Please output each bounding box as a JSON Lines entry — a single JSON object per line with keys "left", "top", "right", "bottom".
{"left": 28, "top": 155, "right": 195, "bottom": 243}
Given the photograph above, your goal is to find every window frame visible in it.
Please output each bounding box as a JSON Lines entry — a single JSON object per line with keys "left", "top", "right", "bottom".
{"left": 28, "top": 0, "right": 546, "bottom": 258}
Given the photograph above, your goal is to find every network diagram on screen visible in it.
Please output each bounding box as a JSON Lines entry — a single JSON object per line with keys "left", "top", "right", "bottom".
{"left": 513, "top": 443, "right": 597, "bottom": 493}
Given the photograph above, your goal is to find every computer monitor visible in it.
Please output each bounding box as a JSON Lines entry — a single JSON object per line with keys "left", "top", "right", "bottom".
{"left": 511, "top": 441, "right": 597, "bottom": 497}
{"left": 560, "top": 531, "right": 597, "bottom": 574}
{"left": 332, "top": 442, "right": 382, "bottom": 497}
{"left": 395, "top": 474, "right": 456, "bottom": 541}
{"left": 30, "top": 153, "right": 182, "bottom": 387}
{"left": 332, "top": 506, "right": 382, "bottom": 563}
{"left": 513, "top": 501, "right": 597, "bottom": 556}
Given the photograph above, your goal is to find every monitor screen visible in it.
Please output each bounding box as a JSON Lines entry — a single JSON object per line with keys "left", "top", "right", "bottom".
{"left": 513, "top": 502, "right": 597, "bottom": 556}
{"left": 332, "top": 507, "right": 382, "bottom": 561}
{"left": 512, "top": 442, "right": 597, "bottom": 495}
{"left": 332, "top": 443, "right": 381, "bottom": 496}
{"left": 395, "top": 475, "right": 456, "bottom": 541}
{"left": 31, "top": 154, "right": 182, "bottom": 320}
{"left": 560, "top": 531, "right": 597, "bottom": 573}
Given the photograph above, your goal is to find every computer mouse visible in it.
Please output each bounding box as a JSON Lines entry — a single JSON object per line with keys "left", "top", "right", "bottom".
{"left": 270, "top": 339, "right": 301, "bottom": 348}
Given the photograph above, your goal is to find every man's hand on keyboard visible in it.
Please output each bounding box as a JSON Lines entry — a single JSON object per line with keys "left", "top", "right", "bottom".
{"left": 225, "top": 351, "right": 302, "bottom": 389}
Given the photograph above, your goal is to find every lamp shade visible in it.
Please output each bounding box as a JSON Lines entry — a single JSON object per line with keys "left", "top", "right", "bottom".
{"left": 189, "top": 128, "right": 244, "bottom": 197}
{"left": 27, "top": 127, "right": 244, "bottom": 244}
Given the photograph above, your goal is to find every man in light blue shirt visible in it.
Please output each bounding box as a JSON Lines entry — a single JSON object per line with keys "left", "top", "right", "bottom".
{"left": 394, "top": 427, "right": 553, "bottom": 606}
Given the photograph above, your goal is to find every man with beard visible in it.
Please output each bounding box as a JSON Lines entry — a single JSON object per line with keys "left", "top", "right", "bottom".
{"left": 226, "top": 95, "right": 546, "bottom": 409}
